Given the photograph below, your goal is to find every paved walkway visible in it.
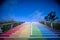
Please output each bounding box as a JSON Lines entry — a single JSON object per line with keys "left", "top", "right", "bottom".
{"left": 31, "top": 22, "right": 58, "bottom": 38}
{"left": 0, "top": 22, "right": 60, "bottom": 40}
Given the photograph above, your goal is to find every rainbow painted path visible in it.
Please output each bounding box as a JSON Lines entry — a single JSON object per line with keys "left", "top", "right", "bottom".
{"left": 0, "top": 22, "right": 60, "bottom": 40}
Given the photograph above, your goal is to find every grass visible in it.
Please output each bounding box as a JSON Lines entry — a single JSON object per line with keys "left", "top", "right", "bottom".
{"left": 40, "top": 21, "right": 60, "bottom": 31}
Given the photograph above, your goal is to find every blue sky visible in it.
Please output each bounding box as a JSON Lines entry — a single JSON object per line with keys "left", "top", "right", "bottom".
{"left": 0, "top": 0, "right": 60, "bottom": 22}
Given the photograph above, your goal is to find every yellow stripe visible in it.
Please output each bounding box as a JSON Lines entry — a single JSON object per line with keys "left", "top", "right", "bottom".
{"left": 10, "top": 23, "right": 31, "bottom": 38}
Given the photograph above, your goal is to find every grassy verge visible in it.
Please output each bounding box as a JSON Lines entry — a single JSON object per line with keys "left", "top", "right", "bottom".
{"left": 40, "top": 21, "right": 60, "bottom": 31}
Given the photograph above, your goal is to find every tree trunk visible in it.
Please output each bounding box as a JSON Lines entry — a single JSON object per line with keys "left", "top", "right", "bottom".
{"left": 51, "top": 22, "right": 53, "bottom": 29}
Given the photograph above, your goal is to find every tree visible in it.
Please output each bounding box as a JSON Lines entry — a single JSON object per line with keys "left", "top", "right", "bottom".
{"left": 44, "top": 15, "right": 50, "bottom": 25}
{"left": 44, "top": 16, "right": 48, "bottom": 24}
{"left": 44, "top": 11, "right": 58, "bottom": 29}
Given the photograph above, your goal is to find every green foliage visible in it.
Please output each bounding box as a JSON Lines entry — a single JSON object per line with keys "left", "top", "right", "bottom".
{"left": 0, "top": 21, "right": 24, "bottom": 33}
{"left": 13, "top": 22, "right": 24, "bottom": 27}
{"left": 48, "top": 11, "right": 58, "bottom": 22}
{"left": 46, "top": 22, "right": 51, "bottom": 27}
{"left": 40, "top": 21, "right": 60, "bottom": 30}
{"left": 1, "top": 24, "right": 11, "bottom": 32}
{"left": 44, "top": 11, "right": 59, "bottom": 29}
{"left": 44, "top": 16, "right": 49, "bottom": 21}
{"left": 46, "top": 22, "right": 60, "bottom": 30}
{"left": 44, "top": 11, "right": 58, "bottom": 22}
{"left": 53, "top": 23, "right": 60, "bottom": 30}
{"left": 40, "top": 21, "right": 44, "bottom": 24}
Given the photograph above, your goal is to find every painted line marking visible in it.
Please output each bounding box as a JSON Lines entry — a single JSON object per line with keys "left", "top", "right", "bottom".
{"left": 31, "top": 22, "right": 32, "bottom": 35}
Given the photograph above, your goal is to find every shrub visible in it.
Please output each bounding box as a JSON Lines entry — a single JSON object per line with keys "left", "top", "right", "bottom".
{"left": 1, "top": 24, "right": 11, "bottom": 32}
{"left": 46, "top": 22, "right": 51, "bottom": 27}
{"left": 53, "top": 23, "right": 60, "bottom": 30}
{"left": 40, "top": 21, "right": 44, "bottom": 24}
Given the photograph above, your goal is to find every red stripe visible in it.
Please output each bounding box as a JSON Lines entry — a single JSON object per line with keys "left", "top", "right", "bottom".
{"left": 0, "top": 24, "right": 24, "bottom": 37}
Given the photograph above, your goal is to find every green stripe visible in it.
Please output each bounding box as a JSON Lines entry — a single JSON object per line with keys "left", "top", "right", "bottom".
{"left": 29, "top": 38, "right": 47, "bottom": 40}
{"left": 30, "top": 25, "right": 47, "bottom": 40}
{"left": 31, "top": 25, "right": 42, "bottom": 36}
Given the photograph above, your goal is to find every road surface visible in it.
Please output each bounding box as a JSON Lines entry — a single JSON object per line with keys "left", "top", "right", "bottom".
{"left": 0, "top": 22, "right": 60, "bottom": 40}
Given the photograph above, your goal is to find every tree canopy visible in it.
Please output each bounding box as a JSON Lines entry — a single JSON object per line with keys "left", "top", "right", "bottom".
{"left": 44, "top": 11, "right": 58, "bottom": 22}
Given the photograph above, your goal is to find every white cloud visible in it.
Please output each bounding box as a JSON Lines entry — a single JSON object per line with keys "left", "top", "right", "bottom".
{"left": 28, "top": 10, "right": 44, "bottom": 22}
